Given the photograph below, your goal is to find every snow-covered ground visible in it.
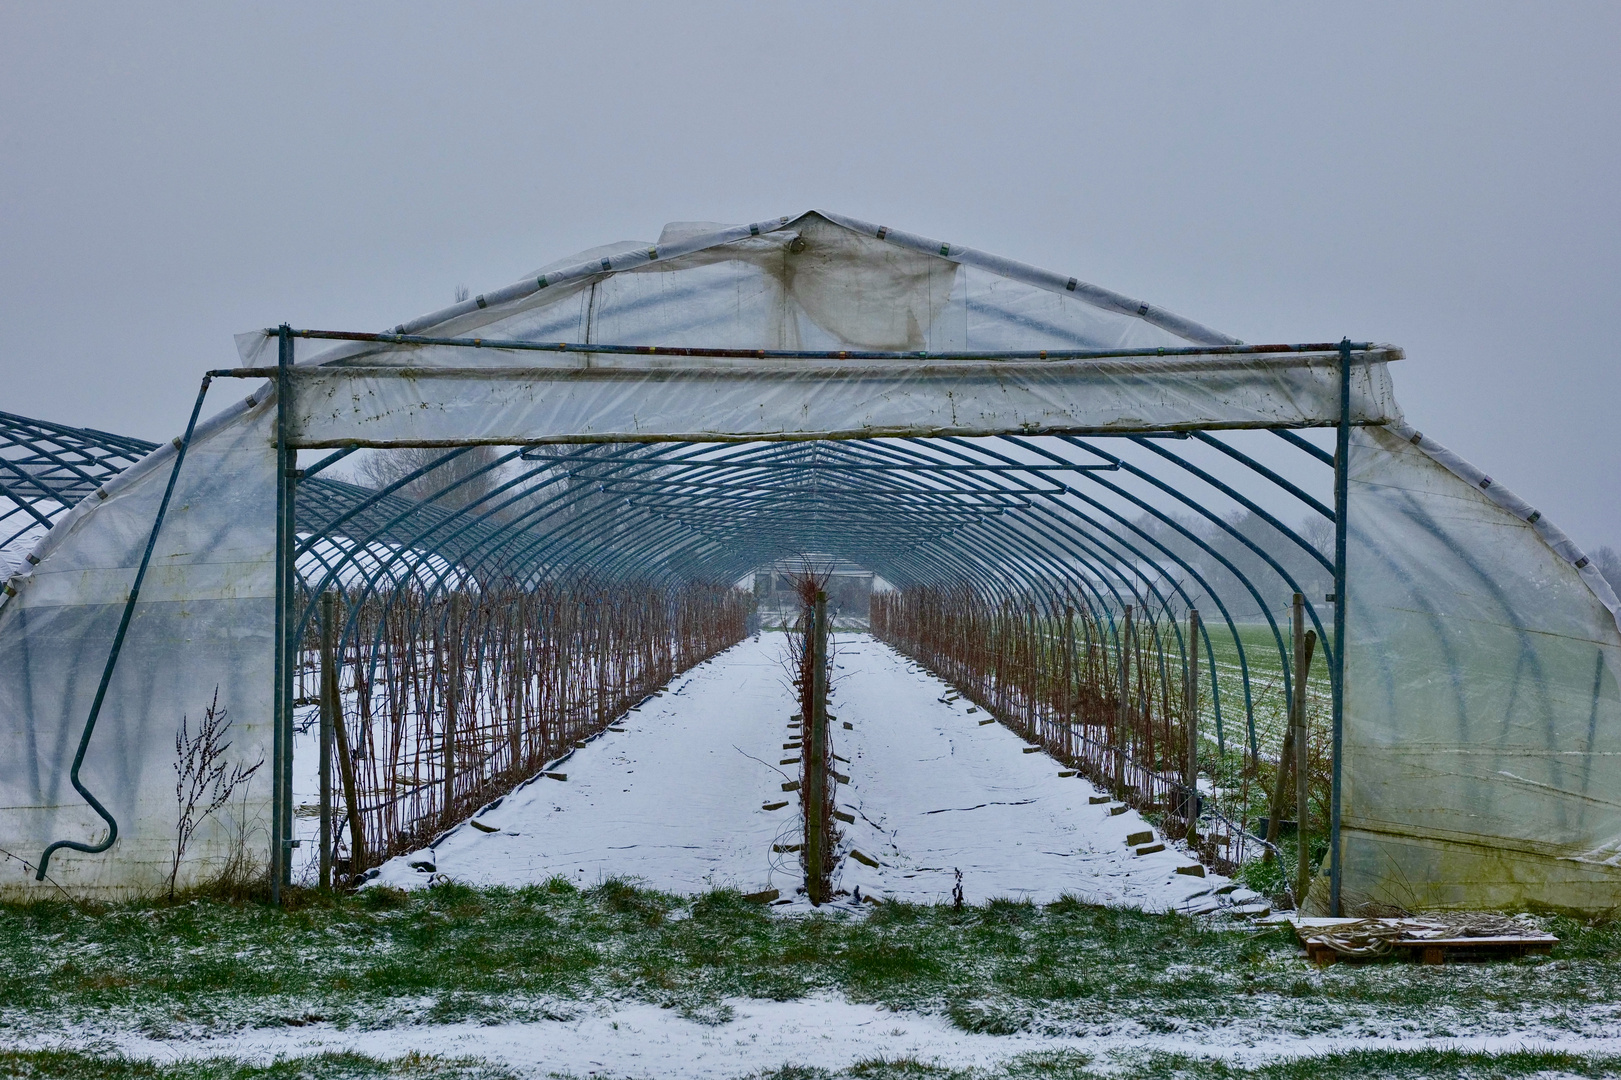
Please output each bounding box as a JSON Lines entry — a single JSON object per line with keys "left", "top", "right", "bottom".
{"left": 16, "top": 633, "right": 1620, "bottom": 1079}
{"left": 72, "top": 997, "right": 1621, "bottom": 1080}
{"left": 371, "top": 632, "right": 1224, "bottom": 912}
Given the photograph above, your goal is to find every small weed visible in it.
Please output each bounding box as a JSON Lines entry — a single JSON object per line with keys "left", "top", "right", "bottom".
{"left": 359, "top": 886, "right": 412, "bottom": 911}
{"left": 997, "top": 1051, "right": 1096, "bottom": 1079}
{"left": 946, "top": 1000, "right": 1025, "bottom": 1035}
{"left": 588, "top": 877, "right": 674, "bottom": 926}
{"left": 849, "top": 1058, "right": 967, "bottom": 1078}
{"left": 538, "top": 874, "right": 577, "bottom": 895}
{"left": 747, "top": 1067, "right": 834, "bottom": 1080}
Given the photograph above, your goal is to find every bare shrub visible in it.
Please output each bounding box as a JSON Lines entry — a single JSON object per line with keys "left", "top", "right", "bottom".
{"left": 169, "top": 687, "right": 264, "bottom": 902}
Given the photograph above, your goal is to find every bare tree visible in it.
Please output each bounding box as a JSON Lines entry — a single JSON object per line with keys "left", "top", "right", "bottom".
{"left": 170, "top": 688, "right": 264, "bottom": 901}
{"left": 516, "top": 443, "right": 631, "bottom": 525}
{"left": 1592, "top": 546, "right": 1621, "bottom": 597}
{"left": 1300, "top": 515, "right": 1335, "bottom": 557}
{"left": 354, "top": 445, "right": 506, "bottom": 515}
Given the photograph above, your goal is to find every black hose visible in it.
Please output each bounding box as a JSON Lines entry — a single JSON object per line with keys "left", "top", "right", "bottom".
{"left": 36, "top": 376, "right": 214, "bottom": 879}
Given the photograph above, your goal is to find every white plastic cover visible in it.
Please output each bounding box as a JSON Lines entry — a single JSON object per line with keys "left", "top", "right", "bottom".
{"left": 285, "top": 353, "right": 1398, "bottom": 448}
{"left": 1331, "top": 424, "right": 1621, "bottom": 913}
{"left": 0, "top": 397, "right": 276, "bottom": 895}
{"left": 2, "top": 210, "right": 1616, "bottom": 910}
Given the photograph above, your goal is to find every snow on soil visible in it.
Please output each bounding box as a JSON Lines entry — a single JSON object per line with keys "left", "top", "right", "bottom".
{"left": 75, "top": 998, "right": 1621, "bottom": 1079}
{"left": 370, "top": 633, "right": 1223, "bottom": 912}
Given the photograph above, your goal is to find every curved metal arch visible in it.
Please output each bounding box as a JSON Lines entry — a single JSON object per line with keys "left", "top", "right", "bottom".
{"left": 281, "top": 427, "right": 1344, "bottom": 723}
{"left": 686, "top": 439, "right": 1078, "bottom": 604}
{"left": 1009, "top": 469, "right": 1241, "bottom": 750}
{"left": 992, "top": 435, "right": 1297, "bottom": 755}
{"left": 1191, "top": 431, "right": 1332, "bottom": 522}
{"left": 1127, "top": 436, "right": 1336, "bottom": 661}
{"left": 799, "top": 452, "right": 1128, "bottom": 633}
{"left": 1045, "top": 439, "right": 1287, "bottom": 752}
{"left": 621, "top": 436, "right": 1148, "bottom": 625}
{"left": 901, "top": 439, "right": 1206, "bottom": 693}
{"left": 0, "top": 410, "right": 160, "bottom": 552}
{"left": 522, "top": 441, "right": 1012, "bottom": 596}
{"left": 312, "top": 442, "right": 706, "bottom": 662}
{"left": 275, "top": 423, "right": 1347, "bottom": 796}
{"left": 926, "top": 438, "right": 1198, "bottom": 618}
{"left": 977, "top": 497, "right": 1192, "bottom": 687}
{"left": 1060, "top": 436, "right": 1305, "bottom": 720}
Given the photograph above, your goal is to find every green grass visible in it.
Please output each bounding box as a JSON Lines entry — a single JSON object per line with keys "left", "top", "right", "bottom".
{"left": 3, "top": 882, "right": 1621, "bottom": 1044}
{"left": 10, "top": 1047, "right": 1620, "bottom": 1080}
{"left": 741, "top": 1048, "right": 1621, "bottom": 1079}
{"left": 0, "top": 1049, "right": 516, "bottom": 1079}
{"left": 1198, "top": 620, "right": 1331, "bottom": 753}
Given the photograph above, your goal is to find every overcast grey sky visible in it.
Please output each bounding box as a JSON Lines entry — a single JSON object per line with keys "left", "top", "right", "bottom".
{"left": 2, "top": 3, "right": 1617, "bottom": 548}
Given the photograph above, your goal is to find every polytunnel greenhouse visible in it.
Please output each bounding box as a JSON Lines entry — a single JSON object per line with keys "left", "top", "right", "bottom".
{"left": 2, "top": 210, "right": 1618, "bottom": 916}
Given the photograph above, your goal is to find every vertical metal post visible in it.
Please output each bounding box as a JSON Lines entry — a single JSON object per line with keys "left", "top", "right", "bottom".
{"left": 319, "top": 591, "right": 336, "bottom": 891}
{"left": 596, "top": 601, "right": 608, "bottom": 725}
{"left": 1330, "top": 339, "right": 1352, "bottom": 916}
{"left": 1184, "top": 608, "right": 1200, "bottom": 840}
{"left": 272, "top": 324, "right": 295, "bottom": 905}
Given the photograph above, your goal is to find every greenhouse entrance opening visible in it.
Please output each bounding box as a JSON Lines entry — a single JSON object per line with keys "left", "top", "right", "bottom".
{"left": 5, "top": 212, "right": 1616, "bottom": 918}
{"left": 237, "top": 321, "right": 1382, "bottom": 915}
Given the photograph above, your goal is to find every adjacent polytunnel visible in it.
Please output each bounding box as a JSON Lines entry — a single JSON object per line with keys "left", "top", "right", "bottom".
{"left": 1, "top": 210, "right": 1616, "bottom": 915}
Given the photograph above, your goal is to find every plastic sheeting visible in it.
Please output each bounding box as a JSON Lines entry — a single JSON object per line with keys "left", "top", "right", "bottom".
{"left": 284, "top": 353, "right": 1399, "bottom": 448}
{"left": 2, "top": 209, "right": 1617, "bottom": 910}
{"left": 0, "top": 397, "right": 276, "bottom": 895}
{"left": 1328, "top": 424, "right": 1621, "bottom": 914}
{"left": 239, "top": 214, "right": 1399, "bottom": 445}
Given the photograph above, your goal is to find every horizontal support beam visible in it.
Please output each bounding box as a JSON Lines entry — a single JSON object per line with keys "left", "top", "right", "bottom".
{"left": 597, "top": 478, "right": 1062, "bottom": 498}
{"left": 222, "top": 338, "right": 1402, "bottom": 448}
{"left": 258, "top": 327, "right": 1386, "bottom": 364}
{"left": 647, "top": 508, "right": 996, "bottom": 524}
{"left": 608, "top": 459, "right": 1113, "bottom": 474}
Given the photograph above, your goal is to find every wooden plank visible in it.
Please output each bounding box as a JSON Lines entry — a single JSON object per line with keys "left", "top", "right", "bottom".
{"left": 1294, "top": 918, "right": 1557, "bottom": 966}
{"left": 1394, "top": 935, "right": 1557, "bottom": 948}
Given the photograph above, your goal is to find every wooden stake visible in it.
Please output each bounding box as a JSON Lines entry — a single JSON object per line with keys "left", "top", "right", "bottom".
{"left": 319, "top": 591, "right": 336, "bottom": 890}
{"left": 1062, "top": 605, "right": 1075, "bottom": 760}
{"left": 1264, "top": 596, "right": 1302, "bottom": 863}
{"left": 1115, "top": 605, "right": 1132, "bottom": 797}
{"left": 1295, "top": 619, "right": 1318, "bottom": 906}
{"left": 445, "top": 593, "right": 461, "bottom": 824}
{"left": 328, "top": 596, "right": 364, "bottom": 878}
{"left": 805, "top": 590, "right": 830, "bottom": 905}
{"left": 1183, "top": 608, "right": 1200, "bottom": 842}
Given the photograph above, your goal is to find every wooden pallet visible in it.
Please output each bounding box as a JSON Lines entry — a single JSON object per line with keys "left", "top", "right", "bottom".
{"left": 1292, "top": 917, "right": 1557, "bottom": 966}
